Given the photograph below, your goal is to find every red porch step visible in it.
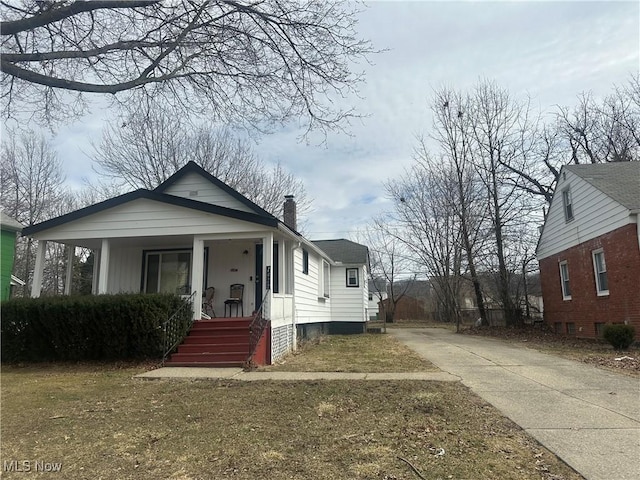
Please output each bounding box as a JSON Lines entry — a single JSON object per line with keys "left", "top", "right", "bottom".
{"left": 165, "top": 317, "right": 253, "bottom": 367}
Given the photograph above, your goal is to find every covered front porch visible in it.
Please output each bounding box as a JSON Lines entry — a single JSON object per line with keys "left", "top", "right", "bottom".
{"left": 30, "top": 231, "right": 295, "bottom": 325}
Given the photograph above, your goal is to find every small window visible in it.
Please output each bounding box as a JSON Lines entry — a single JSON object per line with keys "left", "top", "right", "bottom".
{"left": 559, "top": 261, "right": 571, "bottom": 300}
{"left": 566, "top": 322, "right": 576, "bottom": 335}
{"left": 319, "top": 260, "right": 330, "bottom": 298}
{"left": 595, "top": 322, "right": 605, "bottom": 337}
{"left": 302, "top": 249, "right": 309, "bottom": 275}
{"left": 592, "top": 249, "right": 609, "bottom": 295}
{"left": 562, "top": 188, "right": 574, "bottom": 221}
{"left": 346, "top": 268, "right": 359, "bottom": 287}
{"left": 368, "top": 293, "right": 373, "bottom": 301}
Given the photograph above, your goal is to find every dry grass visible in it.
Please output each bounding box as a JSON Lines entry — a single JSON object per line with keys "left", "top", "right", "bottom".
{"left": 262, "top": 333, "right": 438, "bottom": 372}
{"left": 1, "top": 364, "right": 583, "bottom": 480}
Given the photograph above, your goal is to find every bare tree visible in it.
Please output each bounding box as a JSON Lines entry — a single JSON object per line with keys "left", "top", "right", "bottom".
{"left": 429, "top": 87, "right": 489, "bottom": 326}
{"left": 91, "top": 106, "right": 311, "bottom": 220}
{"left": 466, "top": 80, "right": 540, "bottom": 326}
{"left": 0, "top": 133, "right": 68, "bottom": 295}
{"left": 385, "top": 156, "right": 464, "bottom": 326}
{"left": 1, "top": 0, "right": 373, "bottom": 134}
{"left": 358, "top": 218, "right": 416, "bottom": 329}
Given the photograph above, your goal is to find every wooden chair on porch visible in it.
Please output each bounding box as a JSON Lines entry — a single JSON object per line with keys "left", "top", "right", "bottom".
{"left": 202, "top": 287, "right": 216, "bottom": 319}
{"left": 224, "top": 283, "right": 244, "bottom": 317}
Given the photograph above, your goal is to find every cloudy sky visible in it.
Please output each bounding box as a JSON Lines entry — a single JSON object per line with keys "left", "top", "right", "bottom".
{"left": 46, "top": 0, "right": 639, "bottom": 240}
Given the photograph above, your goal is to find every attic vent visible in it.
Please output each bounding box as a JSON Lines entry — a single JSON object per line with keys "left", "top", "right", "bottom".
{"left": 189, "top": 190, "right": 198, "bottom": 197}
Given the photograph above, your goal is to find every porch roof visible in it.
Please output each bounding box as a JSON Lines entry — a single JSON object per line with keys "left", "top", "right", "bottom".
{"left": 22, "top": 189, "right": 280, "bottom": 238}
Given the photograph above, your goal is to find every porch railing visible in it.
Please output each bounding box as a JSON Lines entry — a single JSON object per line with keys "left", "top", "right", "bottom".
{"left": 245, "top": 291, "right": 270, "bottom": 369}
{"left": 162, "top": 291, "right": 196, "bottom": 365}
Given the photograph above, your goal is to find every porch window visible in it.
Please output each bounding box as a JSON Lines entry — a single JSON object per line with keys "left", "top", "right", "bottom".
{"left": 346, "top": 268, "right": 359, "bottom": 287}
{"left": 562, "top": 188, "right": 573, "bottom": 222}
{"left": 144, "top": 250, "right": 191, "bottom": 294}
{"left": 592, "top": 249, "right": 609, "bottom": 295}
{"left": 559, "top": 261, "right": 571, "bottom": 300}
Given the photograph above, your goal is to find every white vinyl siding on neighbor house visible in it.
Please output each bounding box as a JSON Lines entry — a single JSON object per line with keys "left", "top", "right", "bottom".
{"left": 330, "top": 265, "right": 367, "bottom": 322}
{"left": 30, "top": 199, "right": 268, "bottom": 243}
{"left": 293, "top": 248, "right": 331, "bottom": 324}
{"left": 537, "top": 170, "right": 633, "bottom": 259}
{"left": 162, "top": 171, "right": 255, "bottom": 212}
{"left": 592, "top": 249, "right": 609, "bottom": 296}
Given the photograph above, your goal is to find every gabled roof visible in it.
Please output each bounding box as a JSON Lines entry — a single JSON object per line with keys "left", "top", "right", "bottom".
{"left": 565, "top": 162, "right": 640, "bottom": 211}
{"left": 1, "top": 211, "right": 23, "bottom": 232}
{"left": 22, "top": 189, "right": 279, "bottom": 236}
{"left": 155, "top": 161, "right": 276, "bottom": 218}
{"left": 312, "top": 239, "right": 369, "bottom": 264}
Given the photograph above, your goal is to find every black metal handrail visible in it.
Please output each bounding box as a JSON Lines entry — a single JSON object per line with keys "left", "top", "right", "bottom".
{"left": 245, "top": 291, "right": 270, "bottom": 369}
{"left": 162, "top": 291, "right": 196, "bottom": 365}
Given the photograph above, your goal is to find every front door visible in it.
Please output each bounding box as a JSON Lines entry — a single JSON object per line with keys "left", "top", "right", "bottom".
{"left": 255, "top": 244, "right": 263, "bottom": 310}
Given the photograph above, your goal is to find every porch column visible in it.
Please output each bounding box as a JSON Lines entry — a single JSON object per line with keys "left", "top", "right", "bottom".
{"left": 190, "top": 237, "right": 204, "bottom": 320}
{"left": 262, "top": 232, "right": 273, "bottom": 318}
{"left": 30, "top": 240, "right": 47, "bottom": 298}
{"left": 278, "top": 240, "right": 286, "bottom": 294}
{"left": 64, "top": 244, "right": 75, "bottom": 295}
{"left": 91, "top": 249, "right": 100, "bottom": 294}
{"left": 97, "top": 239, "right": 110, "bottom": 294}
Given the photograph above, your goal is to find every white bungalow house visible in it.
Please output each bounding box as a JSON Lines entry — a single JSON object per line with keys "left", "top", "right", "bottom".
{"left": 22, "top": 162, "right": 370, "bottom": 365}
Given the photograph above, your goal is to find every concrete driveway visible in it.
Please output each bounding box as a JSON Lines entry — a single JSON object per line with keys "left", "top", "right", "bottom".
{"left": 390, "top": 328, "right": 640, "bottom": 480}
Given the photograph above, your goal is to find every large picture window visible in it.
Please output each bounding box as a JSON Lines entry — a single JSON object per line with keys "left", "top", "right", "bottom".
{"left": 144, "top": 250, "right": 192, "bottom": 294}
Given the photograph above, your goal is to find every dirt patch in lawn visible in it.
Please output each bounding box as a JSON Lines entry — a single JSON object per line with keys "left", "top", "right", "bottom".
{"left": 461, "top": 325, "right": 640, "bottom": 377}
{"left": 1, "top": 365, "right": 583, "bottom": 480}
{"left": 262, "top": 333, "right": 438, "bottom": 372}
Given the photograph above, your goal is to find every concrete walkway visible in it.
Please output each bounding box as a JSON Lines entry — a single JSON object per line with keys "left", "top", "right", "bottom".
{"left": 135, "top": 367, "right": 457, "bottom": 382}
{"left": 390, "top": 328, "right": 640, "bottom": 480}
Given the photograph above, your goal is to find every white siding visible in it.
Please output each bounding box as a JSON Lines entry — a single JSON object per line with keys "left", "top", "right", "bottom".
{"left": 293, "top": 247, "right": 331, "bottom": 324}
{"left": 32, "top": 199, "right": 266, "bottom": 241}
{"left": 271, "top": 295, "right": 294, "bottom": 329}
{"left": 106, "top": 247, "right": 143, "bottom": 293}
{"left": 329, "top": 265, "right": 367, "bottom": 322}
{"left": 537, "top": 170, "right": 633, "bottom": 259}
{"left": 163, "top": 171, "right": 255, "bottom": 212}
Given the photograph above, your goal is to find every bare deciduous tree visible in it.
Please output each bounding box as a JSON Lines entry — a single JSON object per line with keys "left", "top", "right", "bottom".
{"left": 0, "top": 133, "right": 68, "bottom": 295}
{"left": 1, "top": 0, "right": 373, "bottom": 134}
{"left": 91, "top": 107, "right": 311, "bottom": 222}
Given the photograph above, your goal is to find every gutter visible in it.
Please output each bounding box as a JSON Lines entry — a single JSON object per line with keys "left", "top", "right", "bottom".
{"left": 290, "top": 241, "right": 302, "bottom": 351}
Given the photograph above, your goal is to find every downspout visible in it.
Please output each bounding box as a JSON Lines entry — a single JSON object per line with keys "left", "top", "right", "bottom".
{"left": 291, "top": 241, "right": 302, "bottom": 351}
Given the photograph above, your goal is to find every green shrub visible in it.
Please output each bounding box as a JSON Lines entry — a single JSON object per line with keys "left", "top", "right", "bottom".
{"left": 602, "top": 324, "right": 636, "bottom": 351}
{"left": 1, "top": 293, "right": 192, "bottom": 362}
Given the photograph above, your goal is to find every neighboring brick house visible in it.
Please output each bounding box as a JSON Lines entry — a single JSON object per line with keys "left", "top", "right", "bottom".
{"left": 536, "top": 162, "right": 640, "bottom": 340}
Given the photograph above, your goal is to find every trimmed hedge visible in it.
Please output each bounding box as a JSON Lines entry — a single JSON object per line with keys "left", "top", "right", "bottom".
{"left": 1, "top": 293, "right": 192, "bottom": 362}
{"left": 602, "top": 324, "right": 636, "bottom": 351}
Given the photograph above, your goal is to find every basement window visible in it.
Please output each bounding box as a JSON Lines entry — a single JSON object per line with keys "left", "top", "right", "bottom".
{"left": 566, "top": 322, "right": 576, "bottom": 335}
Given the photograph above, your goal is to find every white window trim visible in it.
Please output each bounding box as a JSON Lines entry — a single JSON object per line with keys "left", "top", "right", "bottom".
{"left": 346, "top": 267, "right": 359, "bottom": 288}
{"left": 591, "top": 249, "right": 609, "bottom": 296}
{"left": 562, "top": 188, "right": 574, "bottom": 222}
{"left": 144, "top": 249, "right": 192, "bottom": 294}
{"left": 559, "top": 261, "right": 571, "bottom": 300}
{"left": 318, "top": 259, "right": 330, "bottom": 298}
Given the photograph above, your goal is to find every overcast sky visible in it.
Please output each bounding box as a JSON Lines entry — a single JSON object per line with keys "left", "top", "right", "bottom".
{"left": 46, "top": 0, "right": 640, "bottom": 241}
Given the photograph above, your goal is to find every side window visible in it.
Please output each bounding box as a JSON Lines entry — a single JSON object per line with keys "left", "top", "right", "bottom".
{"left": 346, "top": 268, "right": 359, "bottom": 287}
{"left": 592, "top": 249, "right": 609, "bottom": 295}
{"left": 302, "top": 249, "right": 309, "bottom": 275}
{"left": 562, "top": 188, "right": 574, "bottom": 222}
{"left": 559, "top": 261, "right": 571, "bottom": 300}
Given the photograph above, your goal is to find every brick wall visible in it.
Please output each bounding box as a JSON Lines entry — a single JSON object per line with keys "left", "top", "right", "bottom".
{"left": 539, "top": 223, "right": 640, "bottom": 340}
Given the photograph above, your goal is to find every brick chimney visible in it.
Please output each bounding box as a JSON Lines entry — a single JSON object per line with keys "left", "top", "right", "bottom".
{"left": 283, "top": 195, "right": 297, "bottom": 230}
